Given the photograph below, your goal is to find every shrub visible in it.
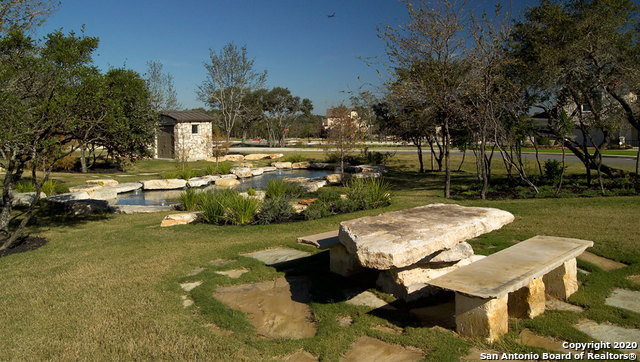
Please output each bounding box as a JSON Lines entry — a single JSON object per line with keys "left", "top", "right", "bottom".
{"left": 42, "top": 179, "right": 67, "bottom": 195}
{"left": 346, "top": 177, "right": 391, "bottom": 210}
{"left": 247, "top": 188, "right": 256, "bottom": 196}
{"left": 13, "top": 179, "right": 36, "bottom": 193}
{"left": 543, "top": 160, "right": 566, "bottom": 185}
{"left": 164, "top": 167, "right": 201, "bottom": 180}
{"left": 284, "top": 154, "right": 307, "bottom": 163}
{"left": 53, "top": 155, "right": 77, "bottom": 171}
{"left": 363, "top": 149, "right": 393, "bottom": 165}
{"left": 225, "top": 193, "right": 260, "bottom": 225}
{"left": 198, "top": 189, "right": 234, "bottom": 224}
{"left": 255, "top": 197, "right": 295, "bottom": 224}
{"left": 303, "top": 200, "right": 332, "bottom": 220}
{"left": 316, "top": 190, "right": 341, "bottom": 204}
{"left": 333, "top": 197, "right": 358, "bottom": 213}
{"left": 179, "top": 188, "right": 200, "bottom": 211}
{"left": 265, "top": 179, "right": 303, "bottom": 199}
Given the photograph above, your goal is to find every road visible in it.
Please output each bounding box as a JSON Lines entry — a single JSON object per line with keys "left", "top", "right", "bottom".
{"left": 231, "top": 147, "right": 639, "bottom": 169}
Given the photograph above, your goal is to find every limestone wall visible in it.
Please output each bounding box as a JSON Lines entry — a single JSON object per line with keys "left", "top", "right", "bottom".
{"left": 174, "top": 122, "right": 213, "bottom": 161}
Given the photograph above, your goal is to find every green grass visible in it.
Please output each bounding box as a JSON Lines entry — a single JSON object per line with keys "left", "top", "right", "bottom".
{"left": 0, "top": 152, "right": 639, "bottom": 359}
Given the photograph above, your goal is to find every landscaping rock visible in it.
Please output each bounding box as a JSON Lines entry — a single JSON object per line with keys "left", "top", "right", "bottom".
{"left": 301, "top": 180, "right": 326, "bottom": 193}
{"left": 244, "top": 153, "right": 269, "bottom": 161}
{"left": 272, "top": 161, "right": 292, "bottom": 169}
{"left": 239, "top": 191, "right": 265, "bottom": 201}
{"left": 310, "top": 162, "right": 337, "bottom": 170}
{"left": 181, "top": 295, "right": 194, "bottom": 308}
{"left": 251, "top": 168, "right": 264, "bottom": 176}
{"left": 231, "top": 167, "right": 253, "bottom": 178}
{"left": 517, "top": 329, "right": 573, "bottom": 354}
{"left": 160, "top": 213, "right": 200, "bottom": 227}
{"left": 11, "top": 192, "right": 46, "bottom": 207}
{"left": 88, "top": 188, "right": 118, "bottom": 201}
{"left": 578, "top": 251, "right": 627, "bottom": 271}
{"left": 187, "top": 267, "right": 205, "bottom": 276}
{"left": 325, "top": 173, "right": 342, "bottom": 184}
{"left": 377, "top": 255, "right": 486, "bottom": 300}
{"left": 214, "top": 276, "right": 316, "bottom": 339}
{"left": 330, "top": 243, "right": 365, "bottom": 277}
{"left": 46, "top": 191, "right": 91, "bottom": 203}
{"left": 239, "top": 162, "right": 253, "bottom": 168}
{"left": 241, "top": 247, "right": 311, "bottom": 265}
{"left": 65, "top": 199, "right": 110, "bottom": 215}
{"left": 86, "top": 179, "right": 118, "bottom": 187}
{"left": 180, "top": 281, "right": 202, "bottom": 292}
{"left": 574, "top": 319, "right": 640, "bottom": 354}
{"left": 224, "top": 154, "right": 245, "bottom": 162}
{"left": 215, "top": 268, "right": 249, "bottom": 279}
{"left": 291, "top": 203, "right": 307, "bottom": 214}
{"left": 352, "top": 172, "right": 381, "bottom": 179}
{"left": 341, "top": 336, "right": 423, "bottom": 362}
{"left": 299, "top": 198, "right": 317, "bottom": 206}
{"left": 282, "top": 350, "right": 318, "bottom": 362}
{"left": 261, "top": 166, "right": 277, "bottom": 172}
{"left": 292, "top": 161, "right": 310, "bottom": 169}
{"left": 345, "top": 291, "right": 394, "bottom": 310}
{"left": 187, "top": 176, "right": 217, "bottom": 187}
{"left": 142, "top": 179, "right": 187, "bottom": 190}
{"left": 420, "top": 241, "right": 474, "bottom": 264}
{"left": 627, "top": 275, "right": 640, "bottom": 284}
{"left": 111, "top": 182, "right": 143, "bottom": 193}
{"left": 215, "top": 178, "right": 240, "bottom": 188}
{"left": 297, "top": 230, "right": 340, "bottom": 249}
{"left": 219, "top": 174, "right": 237, "bottom": 179}
{"left": 605, "top": 288, "right": 640, "bottom": 314}
{"left": 110, "top": 205, "right": 175, "bottom": 214}
{"left": 69, "top": 184, "right": 103, "bottom": 193}
{"left": 339, "top": 204, "right": 515, "bottom": 270}
{"left": 268, "top": 153, "right": 284, "bottom": 159}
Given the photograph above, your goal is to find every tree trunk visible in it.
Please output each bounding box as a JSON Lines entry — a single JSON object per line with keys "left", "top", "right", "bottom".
{"left": 416, "top": 142, "right": 424, "bottom": 173}
{"left": 457, "top": 148, "right": 466, "bottom": 171}
{"left": 636, "top": 146, "right": 639, "bottom": 175}
{"left": 556, "top": 142, "right": 566, "bottom": 195}
{"left": 444, "top": 121, "right": 451, "bottom": 198}
{"left": 80, "top": 145, "right": 88, "bottom": 173}
{"left": 531, "top": 136, "right": 542, "bottom": 176}
{"left": 480, "top": 133, "right": 488, "bottom": 200}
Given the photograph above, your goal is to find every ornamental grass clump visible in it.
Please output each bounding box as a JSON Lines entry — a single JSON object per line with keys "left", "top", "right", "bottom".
{"left": 346, "top": 177, "right": 391, "bottom": 210}
{"left": 265, "top": 179, "right": 303, "bottom": 199}
{"left": 179, "top": 188, "right": 200, "bottom": 211}
{"left": 225, "top": 193, "right": 260, "bottom": 225}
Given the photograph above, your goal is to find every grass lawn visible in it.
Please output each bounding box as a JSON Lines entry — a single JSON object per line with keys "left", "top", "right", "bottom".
{"left": 0, "top": 153, "right": 639, "bottom": 359}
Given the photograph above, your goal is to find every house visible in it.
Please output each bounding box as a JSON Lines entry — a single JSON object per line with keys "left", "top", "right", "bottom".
{"left": 154, "top": 110, "right": 215, "bottom": 161}
{"left": 322, "top": 109, "right": 370, "bottom": 133}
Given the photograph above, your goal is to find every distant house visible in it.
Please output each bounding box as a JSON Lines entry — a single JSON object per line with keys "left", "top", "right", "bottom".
{"left": 322, "top": 109, "right": 370, "bottom": 133}
{"left": 154, "top": 110, "right": 215, "bottom": 161}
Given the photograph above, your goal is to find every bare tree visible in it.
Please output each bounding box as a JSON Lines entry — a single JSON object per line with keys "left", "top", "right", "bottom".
{"left": 197, "top": 43, "right": 266, "bottom": 140}
{"left": 380, "top": 0, "right": 468, "bottom": 198}
{"left": 145, "top": 60, "right": 181, "bottom": 113}
{"left": 0, "top": 0, "right": 59, "bottom": 34}
{"left": 324, "top": 105, "right": 364, "bottom": 182}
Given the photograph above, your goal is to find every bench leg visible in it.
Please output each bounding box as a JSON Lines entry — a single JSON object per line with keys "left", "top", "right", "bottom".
{"left": 508, "top": 277, "right": 546, "bottom": 319}
{"left": 330, "top": 244, "right": 364, "bottom": 277}
{"left": 455, "top": 293, "right": 508, "bottom": 343}
{"left": 543, "top": 258, "right": 578, "bottom": 300}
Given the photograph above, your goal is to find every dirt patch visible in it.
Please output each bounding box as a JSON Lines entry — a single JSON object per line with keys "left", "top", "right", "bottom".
{"left": 341, "top": 336, "right": 423, "bottom": 362}
{"left": 0, "top": 236, "right": 48, "bottom": 258}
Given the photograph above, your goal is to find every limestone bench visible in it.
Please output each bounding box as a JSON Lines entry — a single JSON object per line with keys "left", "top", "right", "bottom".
{"left": 428, "top": 235, "right": 593, "bottom": 342}
{"left": 297, "top": 230, "right": 340, "bottom": 250}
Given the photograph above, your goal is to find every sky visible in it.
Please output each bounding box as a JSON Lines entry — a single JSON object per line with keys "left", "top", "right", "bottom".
{"left": 37, "top": 0, "right": 538, "bottom": 115}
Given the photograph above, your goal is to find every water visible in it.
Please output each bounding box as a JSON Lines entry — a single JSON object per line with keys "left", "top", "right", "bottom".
{"left": 115, "top": 169, "right": 334, "bottom": 206}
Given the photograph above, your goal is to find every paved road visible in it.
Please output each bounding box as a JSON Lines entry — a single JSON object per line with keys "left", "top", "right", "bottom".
{"left": 232, "top": 147, "right": 639, "bottom": 168}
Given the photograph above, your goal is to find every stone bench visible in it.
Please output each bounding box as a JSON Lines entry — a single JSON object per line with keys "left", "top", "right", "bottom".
{"left": 297, "top": 230, "right": 340, "bottom": 250}
{"left": 428, "top": 235, "right": 593, "bottom": 342}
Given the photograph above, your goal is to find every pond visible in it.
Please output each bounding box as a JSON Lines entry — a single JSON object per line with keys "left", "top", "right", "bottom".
{"left": 115, "top": 169, "right": 335, "bottom": 206}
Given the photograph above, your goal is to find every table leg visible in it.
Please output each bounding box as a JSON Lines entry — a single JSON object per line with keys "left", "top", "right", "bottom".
{"left": 508, "top": 277, "right": 546, "bottom": 318}
{"left": 543, "top": 258, "right": 578, "bottom": 300}
{"left": 455, "top": 293, "right": 508, "bottom": 343}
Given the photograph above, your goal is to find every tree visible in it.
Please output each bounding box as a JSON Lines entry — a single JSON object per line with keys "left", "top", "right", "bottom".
{"left": 510, "top": 0, "right": 640, "bottom": 188}
{"left": 145, "top": 60, "right": 180, "bottom": 113}
{"left": 324, "top": 105, "right": 365, "bottom": 182}
{"left": 0, "top": 0, "right": 59, "bottom": 34}
{"left": 0, "top": 29, "right": 100, "bottom": 249}
{"left": 263, "top": 87, "right": 313, "bottom": 147}
{"left": 197, "top": 43, "right": 266, "bottom": 140}
{"left": 380, "top": 0, "right": 469, "bottom": 198}
{"left": 238, "top": 88, "right": 268, "bottom": 142}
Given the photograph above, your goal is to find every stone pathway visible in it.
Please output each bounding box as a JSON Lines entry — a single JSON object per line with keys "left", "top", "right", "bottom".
{"left": 181, "top": 295, "right": 194, "bottom": 308}
{"left": 337, "top": 315, "right": 353, "bottom": 327}
{"left": 180, "top": 281, "right": 202, "bottom": 292}
{"left": 209, "top": 259, "right": 233, "bottom": 266}
{"left": 187, "top": 267, "right": 205, "bottom": 276}
{"left": 344, "top": 291, "right": 395, "bottom": 310}
{"left": 372, "top": 324, "right": 403, "bottom": 334}
{"left": 215, "top": 268, "right": 249, "bottom": 279}
{"left": 627, "top": 275, "right": 640, "bottom": 284}
{"left": 282, "top": 350, "right": 318, "bottom": 362}
{"left": 578, "top": 251, "right": 626, "bottom": 271}
{"left": 241, "top": 247, "right": 311, "bottom": 265}
{"left": 341, "top": 336, "right": 423, "bottom": 362}
{"left": 605, "top": 288, "right": 640, "bottom": 314}
{"left": 214, "top": 276, "right": 316, "bottom": 339}
{"left": 545, "top": 296, "right": 584, "bottom": 312}
{"left": 517, "top": 329, "right": 572, "bottom": 353}
{"left": 574, "top": 319, "right": 640, "bottom": 354}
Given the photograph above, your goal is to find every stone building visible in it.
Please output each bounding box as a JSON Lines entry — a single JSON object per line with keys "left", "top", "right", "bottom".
{"left": 154, "top": 110, "right": 215, "bottom": 161}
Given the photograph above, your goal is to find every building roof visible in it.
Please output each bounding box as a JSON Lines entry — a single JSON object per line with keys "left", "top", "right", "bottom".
{"left": 160, "top": 110, "right": 215, "bottom": 123}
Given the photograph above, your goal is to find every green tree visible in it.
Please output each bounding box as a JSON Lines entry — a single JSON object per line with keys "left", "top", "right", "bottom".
{"left": 145, "top": 60, "right": 180, "bottom": 114}
{"left": 263, "top": 87, "right": 313, "bottom": 147}
{"left": 0, "top": 29, "right": 99, "bottom": 249}
{"left": 324, "top": 105, "right": 365, "bottom": 182}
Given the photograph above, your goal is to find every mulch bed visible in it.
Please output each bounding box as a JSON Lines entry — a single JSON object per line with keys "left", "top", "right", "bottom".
{"left": 0, "top": 236, "right": 48, "bottom": 258}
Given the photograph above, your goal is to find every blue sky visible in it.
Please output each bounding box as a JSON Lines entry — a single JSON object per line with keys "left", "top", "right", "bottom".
{"left": 38, "top": 1, "right": 537, "bottom": 115}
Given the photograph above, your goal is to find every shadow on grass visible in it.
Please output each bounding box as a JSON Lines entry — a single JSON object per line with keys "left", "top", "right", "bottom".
{"left": 10, "top": 202, "right": 111, "bottom": 235}
{"left": 271, "top": 251, "right": 456, "bottom": 332}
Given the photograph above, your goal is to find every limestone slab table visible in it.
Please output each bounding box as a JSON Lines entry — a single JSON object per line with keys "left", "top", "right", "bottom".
{"left": 428, "top": 235, "right": 593, "bottom": 342}
{"left": 338, "top": 203, "right": 515, "bottom": 270}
